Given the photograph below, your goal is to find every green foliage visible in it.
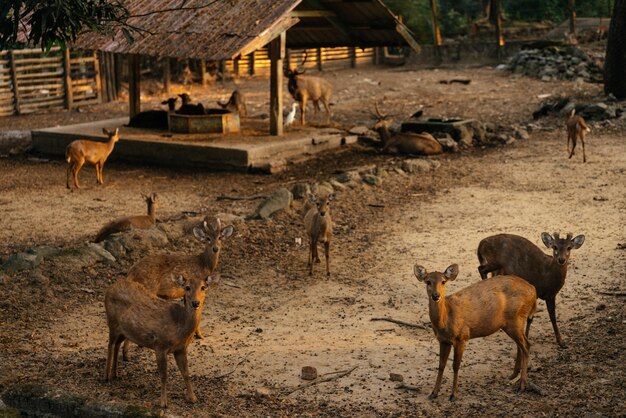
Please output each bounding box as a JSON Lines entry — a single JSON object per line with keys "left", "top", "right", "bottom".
{"left": 440, "top": 8, "right": 469, "bottom": 37}
{"left": 384, "top": 0, "right": 433, "bottom": 44}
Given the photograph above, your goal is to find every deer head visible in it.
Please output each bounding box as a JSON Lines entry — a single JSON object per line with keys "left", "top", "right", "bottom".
{"left": 541, "top": 232, "right": 585, "bottom": 266}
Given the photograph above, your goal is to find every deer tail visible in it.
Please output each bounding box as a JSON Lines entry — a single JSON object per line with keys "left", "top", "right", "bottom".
{"left": 570, "top": 108, "right": 576, "bottom": 117}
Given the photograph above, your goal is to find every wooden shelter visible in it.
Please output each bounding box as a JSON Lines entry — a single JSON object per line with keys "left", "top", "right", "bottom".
{"left": 74, "top": 0, "right": 420, "bottom": 136}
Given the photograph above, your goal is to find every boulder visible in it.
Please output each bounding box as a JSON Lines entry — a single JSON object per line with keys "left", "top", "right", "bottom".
{"left": 1, "top": 251, "right": 42, "bottom": 273}
{"left": 362, "top": 173, "right": 382, "bottom": 186}
{"left": 255, "top": 188, "right": 293, "bottom": 219}
{"left": 291, "top": 183, "right": 311, "bottom": 200}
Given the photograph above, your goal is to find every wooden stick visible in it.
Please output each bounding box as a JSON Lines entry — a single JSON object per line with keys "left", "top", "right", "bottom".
{"left": 367, "top": 203, "right": 386, "bottom": 208}
{"left": 283, "top": 366, "right": 358, "bottom": 396}
{"left": 396, "top": 383, "right": 420, "bottom": 392}
{"left": 371, "top": 317, "right": 428, "bottom": 330}
{"left": 210, "top": 351, "right": 254, "bottom": 380}
{"left": 216, "top": 194, "right": 266, "bottom": 201}
{"left": 598, "top": 291, "right": 626, "bottom": 297}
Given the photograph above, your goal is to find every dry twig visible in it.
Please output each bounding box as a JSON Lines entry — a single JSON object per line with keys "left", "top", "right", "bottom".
{"left": 283, "top": 366, "right": 358, "bottom": 396}
{"left": 598, "top": 290, "right": 626, "bottom": 297}
{"left": 210, "top": 351, "right": 254, "bottom": 380}
{"left": 395, "top": 383, "right": 421, "bottom": 392}
{"left": 371, "top": 317, "right": 428, "bottom": 330}
{"left": 216, "top": 194, "right": 266, "bottom": 201}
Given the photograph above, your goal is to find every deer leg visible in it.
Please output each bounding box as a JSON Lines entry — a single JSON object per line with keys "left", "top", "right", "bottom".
{"left": 322, "top": 97, "right": 331, "bottom": 122}
{"left": 309, "top": 238, "right": 315, "bottom": 275}
{"left": 477, "top": 262, "right": 499, "bottom": 280}
{"left": 546, "top": 297, "right": 565, "bottom": 348}
{"left": 73, "top": 160, "right": 84, "bottom": 189}
{"left": 429, "top": 341, "right": 452, "bottom": 400}
{"left": 581, "top": 133, "right": 586, "bottom": 163}
{"left": 194, "top": 324, "right": 203, "bottom": 339}
{"left": 156, "top": 350, "right": 169, "bottom": 408}
{"left": 324, "top": 241, "right": 330, "bottom": 277}
{"left": 525, "top": 315, "right": 534, "bottom": 339}
{"left": 568, "top": 135, "right": 577, "bottom": 159}
{"left": 122, "top": 340, "right": 131, "bottom": 362}
{"left": 506, "top": 322, "right": 531, "bottom": 392}
{"left": 314, "top": 240, "right": 321, "bottom": 263}
{"left": 450, "top": 340, "right": 466, "bottom": 401}
{"left": 66, "top": 162, "right": 73, "bottom": 189}
{"left": 174, "top": 349, "right": 197, "bottom": 403}
{"left": 106, "top": 333, "right": 118, "bottom": 381}
{"left": 300, "top": 97, "right": 307, "bottom": 125}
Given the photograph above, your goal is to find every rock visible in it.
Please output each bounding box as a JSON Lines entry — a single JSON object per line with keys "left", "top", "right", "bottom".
{"left": 514, "top": 127, "right": 529, "bottom": 140}
{"left": 596, "top": 303, "right": 607, "bottom": 311}
{"left": 0, "top": 131, "right": 32, "bottom": 156}
{"left": 361, "top": 173, "right": 382, "bottom": 186}
{"left": 348, "top": 125, "right": 370, "bottom": 135}
{"left": 51, "top": 243, "right": 116, "bottom": 268}
{"left": 401, "top": 159, "right": 434, "bottom": 174}
{"left": 29, "top": 270, "right": 50, "bottom": 287}
{"left": 254, "top": 387, "right": 272, "bottom": 398}
{"left": 0, "top": 273, "right": 9, "bottom": 285}
{"left": 329, "top": 179, "right": 346, "bottom": 190}
{"left": 435, "top": 133, "right": 458, "bottom": 152}
{"left": 389, "top": 373, "right": 404, "bottom": 382}
{"left": 495, "top": 64, "right": 509, "bottom": 71}
{"left": 311, "top": 182, "right": 334, "bottom": 198}
{"left": 334, "top": 170, "right": 360, "bottom": 184}
{"left": 301, "top": 366, "right": 318, "bottom": 380}
{"left": 102, "top": 227, "right": 169, "bottom": 258}
{"left": 215, "top": 212, "right": 245, "bottom": 226}
{"left": 291, "top": 183, "right": 311, "bottom": 200}
{"left": 1, "top": 251, "right": 42, "bottom": 273}
{"left": 255, "top": 188, "right": 293, "bottom": 219}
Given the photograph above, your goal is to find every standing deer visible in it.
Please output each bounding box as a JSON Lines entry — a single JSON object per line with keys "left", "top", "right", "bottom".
{"left": 566, "top": 109, "right": 591, "bottom": 163}
{"left": 414, "top": 263, "right": 537, "bottom": 401}
{"left": 217, "top": 90, "right": 247, "bottom": 116}
{"left": 105, "top": 273, "right": 219, "bottom": 408}
{"left": 93, "top": 193, "right": 159, "bottom": 243}
{"left": 284, "top": 51, "right": 333, "bottom": 126}
{"left": 122, "top": 217, "right": 234, "bottom": 360}
{"left": 372, "top": 102, "right": 443, "bottom": 156}
{"left": 303, "top": 194, "right": 333, "bottom": 277}
{"left": 65, "top": 128, "right": 120, "bottom": 189}
{"left": 477, "top": 232, "right": 585, "bottom": 348}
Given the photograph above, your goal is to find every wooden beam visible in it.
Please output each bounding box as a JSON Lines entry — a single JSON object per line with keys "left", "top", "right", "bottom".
{"left": 62, "top": 49, "right": 71, "bottom": 111}
{"left": 429, "top": 0, "right": 442, "bottom": 59}
{"left": 290, "top": 10, "right": 336, "bottom": 18}
{"left": 162, "top": 58, "right": 170, "bottom": 94}
{"left": 93, "top": 51, "right": 102, "bottom": 104}
{"left": 568, "top": 0, "right": 577, "bottom": 35}
{"left": 128, "top": 54, "right": 141, "bottom": 118}
{"left": 200, "top": 60, "right": 207, "bottom": 87}
{"left": 317, "top": 47, "right": 323, "bottom": 71}
{"left": 269, "top": 32, "right": 286, "bottom": 136}
{"left": 305, "top": 0, "right": 354, "bottom": 40}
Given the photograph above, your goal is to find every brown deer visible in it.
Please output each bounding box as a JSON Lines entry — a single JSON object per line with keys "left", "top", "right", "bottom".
{"left": 372, "top": 102, "right": 443, "bottom": 156}
{"left": 217, "top": 90, "right": 247, "bottom": 116}
{"left": 65, "top": 128, "right": 120, "bottom": 189}
{"left": 477, "top": 232, "right": 585, "bottom": 348}
{"left": 93, "top": 193, "right": 159, "bottom": 243}
{"left": 566, "top": 109, "right": 591, "bottom": 163}
{"left": 284, "top": 51, "right": 333, "bottom": 126}
{"left": 303, "top": 194, "right": 333, "bottom": 277}
{"left": 105, "top": 273, "right": 219, "bottom": 408}
{"left": 122, "top": 217, "right": 234, "bottom": 360}
{"left": 176, "top": 93, "right": 205, "bottom": 115}
{"left": 414, "top": 263, "right": 537, "bottom": 401}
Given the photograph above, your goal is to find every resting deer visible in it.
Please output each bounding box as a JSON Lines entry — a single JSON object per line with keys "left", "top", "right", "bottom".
{"left": 372, "top": 102, "right": 443, "bottom": 156}
{"left": 303, "top": 194, "right": 333, "bottom": 277}
{"left": 566, "top": 109, "right": 591, "bottom": 163}
{"left": 177, "top": 93, "right": 205, "bottom": 115}
{"left": 415, "top": 263, "right": 537, "bottom": 401}
{"left": 122, "top": 217, "right": 234, "bottom": 360}
{"left": 105, "top": 273, "right": 219, "bottom": 408}
{"left": 93, "top": 193, "right": 159, "bottom": 243}
{"left": 284, "top": 51, "right": 332, "bottom": 125}
{"left": 217, "top": 90, "right": 247, "bottom": 116}
{"left": 126, "top": 97, "right": 178, "bottom": 130}
{"left": 477, "top": 232, "right": 585, "bottom": 348}
{"left": 65, "top": 128, "right": 120, "bottom": 189}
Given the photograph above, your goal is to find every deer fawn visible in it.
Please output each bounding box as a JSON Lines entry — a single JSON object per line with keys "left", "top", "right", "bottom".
{"left": 105, "top": 273, "right": 219, "bottom": 408}
{"left": 566, "top": 109, "right": 591, "bottom": 162}
{"left": 65, "top": 128, "right": 119, "bottom": 189}
{"left": 93, "top": 193, "right": 159, "bottom": 243}
{"left": 477, "top": 232, "right": 585, "bottom": 348}
{"left": 284, "top": 51, "right": 332, "bottom": 126}
{"left": 303, "top": 194, "right": 334, "bottom": 277}
{"left": 372, "top": 102, "right": 442, "bottom": 156}
{"left": 122, "top": 216, "right": 234, "bottom": 360}
{"left": 217, "top": 90, "right": 247, "bottom": 116}
{"left": 415, "top": 264, "right": 537, "bottom": 401}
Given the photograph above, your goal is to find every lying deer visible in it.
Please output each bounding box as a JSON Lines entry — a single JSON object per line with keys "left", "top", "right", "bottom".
{"left": 177, "top": 93, "right": 205, "bottom": 115}
{"left": 65, "top": 128, "right": 120, "bottom": 189}
{"left": 122, "top": 217, "right": 234, "bottom": 360}
{"left": 105, "top": 273, "right": 219, "bottom": 408}
{"left": 126, "top": 97, "right": 178, "bottom": 130}
{"left": 477, "top": 232, "right": 585, "bottom": 348}
{"left": 217, "top": 90, "right": 247, "bottom": 116}
{"left": 303, "top": 194, "right": 333, "bottom": 276}
{"left": 566, "top": 109, "right": 591, "bottom": 163}
{"left": 415, "top": 263, "right": 537, "bottom": 401}
{"left": 93, "top": 193, "right": 159, "bottom": 243}
{"left": 284, "top": 51, "right": 332, "bottom": 125}
{"left": 372, "top": 102, "right": 443, "bottom": 156}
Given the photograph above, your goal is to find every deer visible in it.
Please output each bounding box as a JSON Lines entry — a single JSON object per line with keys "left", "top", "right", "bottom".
{"left": 217, "top": 90, "right": 247, "bottom": 116}
{"left": 414, "top": 263, "right": 537, "bottom": 401}
{"left": 126, "top": 97, "right": 178, "bottom": 130}
{"left": 566, "top": 109, "right": 591, "bottom": 163}
{"left": 477, "top": 232, "right": 585, "bottom": 348}
{"left": 105, "top": 273, "right": 219, "bottom": 408}
{"left": 371, "top": 102, "right": 443, "bottom": 156}
{"left": 176, "top": 93, "right": 205, "bottom": 115}
{"left": 121, "top": 216, "right": 234, "bottom": 360}
{"left": 303, "top": 194, "right": 334, "bottom": 277}
{"left": 284, "top": 51, "right": 333, "bottom": 126}
{"left": 93, "top": 193, "right": 159, "bottom": 243}
{"left": 65, "top": 128, "right": 120, "bottom": 189}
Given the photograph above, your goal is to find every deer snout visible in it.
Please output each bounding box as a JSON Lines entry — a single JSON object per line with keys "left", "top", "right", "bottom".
{"left": 319, "top": 210, "right": 326, "bottom": 217}
{"left": 557, "top": 257, "right": 566, "bottom": 265}
{"left": 192, "top": 300, "right": 200, "bottom": 309}
{"left": 212, "top": 246, "right": 219, "bottom": 253}
{"left": 431, "top": 293, "right": 441, "bottom": 302}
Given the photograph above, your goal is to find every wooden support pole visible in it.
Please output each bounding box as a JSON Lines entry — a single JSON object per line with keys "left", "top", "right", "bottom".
{"left": 162, "top": 58, "right": 170, "bottom": 94}
{"left": 269, "top": 32, "right": 286, "bottom": 136}
{"left": 249, "top": 51, "right": 256, "bottom": 75}
{"left": 234, "top": 57, "right": 240, "bottom": 76}
{"left": 429, "top": 0, "right": 443, "bottom": 59}
{"left": 491, "top": 0, "right": 505, "bottom": 57}
{"left": 317, "top": 48, "right": 323, "bottom": 71}
{"left": 93, "top": 51, "right": 102, "bottom": 104}
{"left": 349, "top": 46, "right": 357, "bottom": 68}
{"left": 218, "top": 60, "right": 226, "bottom": 82}
{"left": 109, "top": 53, "right": 118, "bottom": 100}
{"left": 61, "top": 49, "right": 72, "bottom": 111}
{"left": 200, "top": 60, "right": 207, "bottom": 87}
{"left": 128, "top": 54, "right": 141, "bottom": 118}
{"left": 372, "top": 47, "right": 378, "bottom": 65}
{"left": 568, "top": 0, "right": 577, "bottom": 36}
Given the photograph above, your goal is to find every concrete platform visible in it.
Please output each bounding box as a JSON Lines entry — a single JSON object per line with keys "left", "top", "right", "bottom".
{"left": 32, "top": 117, "right": 357, "bottom": 172}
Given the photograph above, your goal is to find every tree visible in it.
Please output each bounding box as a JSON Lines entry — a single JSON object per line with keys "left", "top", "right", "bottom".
{"left": 604, "top": 0, "right": 626, "bottom": 98}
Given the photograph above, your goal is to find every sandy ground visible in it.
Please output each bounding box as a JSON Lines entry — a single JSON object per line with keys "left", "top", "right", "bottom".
{"left": 0, "top": 64, "right": 625, "bottom": 417}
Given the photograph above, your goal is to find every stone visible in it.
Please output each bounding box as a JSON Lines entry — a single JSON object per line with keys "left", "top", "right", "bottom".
{"left": 291, "top": 183, "right": 311, "bottom": 200}
{"left": 514, "top": 128, "right": 530, "bottom": 140}
{"left": 255, "top": 188, "right": 293, "bottom": 219}
{"left": 1, "top": 252, "right": 42, "bottom": 273}
{"left": 348, "top": 125, "right": 370, "bottom": 135}
{"left": 334, "top": 170, "right": 360, "bottom": 184}
{"left": 51, "top": 243, "right": 116, "bottom": 268}
{"left": 389, "top": 373, "right": 404, "bottom": 382}
{"left": 30, "top": 270, "right": 50, "bottom": 287}
{"left": 0, "top": 131, "right": 32, "bottom": 156}
{"left": 401, "top": 159, "right": 433, "bottom": 174}
{"left": 311, "top": 182, "right": 334, "bottom": 198}
{"left": 215, "top": 212, "right": 245, "bottom": 226}
{"left": 301, "top": 366, "right": 318, "bottom": 380}
{"left": 102, "top": 228, "right": 169, "bottom": 258}
{"left": 328, "top": 179, "right": 346, "bottom": 190}
{"left": 255, "top": 387, "right": 272, "bottom": 398}
{"left": 361, "top": 173, "right": 381, "bottom": 186}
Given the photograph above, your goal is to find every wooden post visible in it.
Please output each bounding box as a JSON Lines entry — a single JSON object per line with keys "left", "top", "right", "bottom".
{"left": 93, "top": 51, "right": 102, "bottom": 104}
{"left": 114, "top": 54, "right": 122, "bottom": 95}
{"left": 8, "top": 50, "right": 21, "bottom": 114}
{"left": 200, "top": 60, "right": 207, "bottom": 87}
{"left": 349, "top": 47, "right": 357, "bottom": 68}
{"left": 218, "top": 60, "right": 226, "bottom": 82}
{"left": 491, "top": 0, "right": 505, "bottom": 58}
{"left": 248, "top": 51, "right": 255, "bottom": 75}
{"left": 269, "top": 32, "right": 286, "bottom": 136}
{"left": 316, "top": 48, "right": 323, "bottom": 71}
{"left": 128, "top": 54, "right": 141, "bottom": 118}
{"left": 430, "top": 0, "right": 443, "bottom": 60}
{"left": 372, "top": 47, "right": 378, "bottom": 65}
{"left": 62, "top": 49, "right": 72, "bottom": 110}
{"left": 163, "top": 58, "right": 170, "bottom": 94}
{"left": 233, "top": 57, "right": 240, "bottom": 76}
{"left": 568, "top": 0, "right": 577, "bottom": 36}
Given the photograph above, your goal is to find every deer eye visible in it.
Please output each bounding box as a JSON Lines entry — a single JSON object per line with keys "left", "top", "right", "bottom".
{"left": 185, "top": 286, "right": 191, "bottom": 291}
{"left": 201, "top": 286, "right": 206, "bottom": 291}
{"left": 552, "top": 246, "right": 558, "bottom": 250}
{"left": 441, "top": 280, "right": 446, "bottom": 286}
{"left": 425, "top": 281, "right": 431, "bottom": 286}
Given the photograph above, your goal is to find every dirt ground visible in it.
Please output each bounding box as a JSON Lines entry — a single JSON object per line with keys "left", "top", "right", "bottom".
{"left": 0, "top": 63, "right": 625, "bottom": 417}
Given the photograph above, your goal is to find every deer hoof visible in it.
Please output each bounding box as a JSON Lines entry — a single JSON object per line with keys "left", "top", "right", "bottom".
{"left": 449, "top": 395, "right": 456, "bottom": 402}
{"left": 428, "top": 392, "right": 438, "bottom": 400}
{"left": 194, "top": 332, "right": 204, "bottom": 340}
{"left": 187, "top": 393, "right": 198, "bottom": 403}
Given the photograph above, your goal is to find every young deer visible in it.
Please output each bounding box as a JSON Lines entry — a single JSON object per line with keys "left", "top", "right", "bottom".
{"left": 303, "top": 194, "right": 334, "bottom": 276}
{"left": 122, "top": 217, "right": 234, "bottom": 360}
{"left": 217, "top": 90, "right": 247, "bottom": 116}
{"left": 477, "top": 232, "right": 585, "bottom": 348}
{"left": 105, "top": 273, "right": 219, "bottom": 408}
{"left": 415, "top": 264, "right": 537, "bottom": 401}
{"left": 284, "top": 51, "right": 333, "bottom": 126}
{"left": 372, "top": 102, "right": 443, "bottom": 156}
{"left": 93, "top": 193, "right": 159, "bottom": 243}
{"left": 566, "top": 109, "right": 591, "bottom": 163}
{"left": 65, "top": 128, "right": 120, "bottom": 189}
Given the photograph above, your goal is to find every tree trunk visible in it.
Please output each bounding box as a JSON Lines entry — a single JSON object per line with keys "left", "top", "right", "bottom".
{"left": 605, "top": 0, "right": 626, "bottom": 98}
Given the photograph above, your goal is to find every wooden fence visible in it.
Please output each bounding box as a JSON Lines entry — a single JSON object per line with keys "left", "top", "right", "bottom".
{"left": 0, "top": 47, "right": 100, "bottom": 116}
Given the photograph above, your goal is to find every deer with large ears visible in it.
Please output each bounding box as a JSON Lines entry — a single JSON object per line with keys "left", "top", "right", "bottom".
{"left": 93, "top": 193, "right": 159, "bottom": 243}
{"left": 303, "top": 193, "right": 334, "bottom": 277}
{"left": 414, "top": 263, "right": 537, "bottom": 401}
{"left": 477, "top": 232, "right": 585, "bottom": 348}
{"left": 284, "top": 51, "right": 333, "bottom": 126}
{"left": 65, "top": 128, "right": 119, "bottom": 189}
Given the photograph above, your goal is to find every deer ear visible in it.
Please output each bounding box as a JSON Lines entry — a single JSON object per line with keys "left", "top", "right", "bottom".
{"left": 206, "top": 273, "right": 221, "bottom": 286}
{"left": 173, "top": 274, "right": 186, "bottom": 287}
{"left": 572, "top": 234, "right": 585, "bottom": 249}
{"left": 541, "top": 232, "right": 554, "bottom": 248}
{"left": 444, "top": 264, "right": 459, "bottom": 281}
{"left": 193, "top": 227, "right": 206, "bottom": 241}
{"left": 414, "top": 265, "right": 427, "bottom": 282}
{"left": 141, "top": 193, "right": 147, "bottom": 200}
{"left": 221, "top": 225, "right": 234, "bottom": 239}
{"left": 102, "top": 128, "right": 110, "bottom": 135}
{"left": 113, "top": 128, "right": 119, "bottom": 136}
{"left": 151, "top": 193, "right": 158, "bottom": 201}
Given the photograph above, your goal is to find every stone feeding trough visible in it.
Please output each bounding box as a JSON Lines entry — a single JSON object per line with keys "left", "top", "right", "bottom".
{"left": 169, "top": 109, "right": 240, "bottom": 134}
{"left": 401, "top": 117, "right": 485, "bottom": 146}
